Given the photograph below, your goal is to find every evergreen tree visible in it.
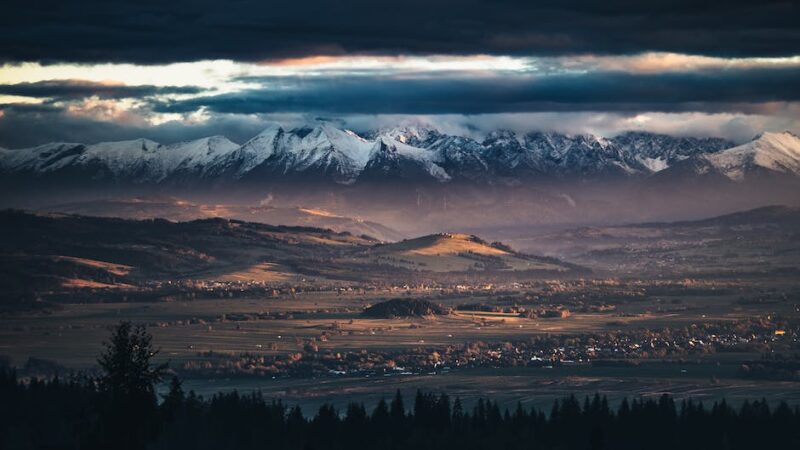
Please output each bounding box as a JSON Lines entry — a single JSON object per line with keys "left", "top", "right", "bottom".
{"left": 96, "top": 321, "right": 167, "bottom": 450}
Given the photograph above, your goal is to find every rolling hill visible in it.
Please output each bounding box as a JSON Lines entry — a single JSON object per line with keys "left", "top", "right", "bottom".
{"left": 0, "top": 211, "right": 583, "bottom": 306}
{"left": 42, "top": 196, "right": 405, "bottom": 242}
{"left": 507, "top": 205, "right": 800, "bottom": 277}
{"left": 358, "top": 233, "right": 571, "bottom": 273}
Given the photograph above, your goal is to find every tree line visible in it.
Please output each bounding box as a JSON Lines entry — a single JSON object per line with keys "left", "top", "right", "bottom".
{"left": 1, "top": 322, "right": 799, "bottom": 450}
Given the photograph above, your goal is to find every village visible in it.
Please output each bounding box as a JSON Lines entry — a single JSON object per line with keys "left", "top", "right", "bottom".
{"left": 178, "top": 315, "right": 798, "bottom": 380}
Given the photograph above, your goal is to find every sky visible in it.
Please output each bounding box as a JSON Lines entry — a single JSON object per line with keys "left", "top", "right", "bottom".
{"left": 1, "top": 0, "right": 798, "bottom": 148}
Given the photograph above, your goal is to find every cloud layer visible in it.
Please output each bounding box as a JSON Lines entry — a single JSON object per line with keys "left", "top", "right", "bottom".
{"left": 1, "top": 2, "right": 798, "bottom": 147}
{"left": 2, "top": 0, "right": 798, "bottom": 64}
{"left": 2, "top": 106, "right": 798, "bottom": 149}
{"left": 1, "top": 61, "right": 799, "bottom": 148}
{"left": 0, "top": 80, "right": 201, "bottom": 100}
{"left": 149, "top": 67, "right": 800, "bottom": 115}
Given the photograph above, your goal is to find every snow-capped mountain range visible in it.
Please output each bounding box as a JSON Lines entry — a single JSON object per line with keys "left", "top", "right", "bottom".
{"left": 2, "top": 123, "right": 799, "bottom": 186}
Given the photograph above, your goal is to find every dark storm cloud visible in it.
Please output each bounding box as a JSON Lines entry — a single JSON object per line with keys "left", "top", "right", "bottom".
{"left": 0, "top": 108, "right": 267, "bottom": 149}
{"left": 1, "top": 0, "right": 798, "bottom": 63}
{"left": 0, "top": 103, "right": 63, "bottom": 114}
{"left": 151, "top": 67, "right": 800, "bottom": 115}
{"left": 0, "top": 80, "right": 203, "bottom": 100}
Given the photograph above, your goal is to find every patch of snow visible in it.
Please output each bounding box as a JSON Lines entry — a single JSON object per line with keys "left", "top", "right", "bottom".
{"left": 639, "top": 156, "right": 669, "bottom": 173}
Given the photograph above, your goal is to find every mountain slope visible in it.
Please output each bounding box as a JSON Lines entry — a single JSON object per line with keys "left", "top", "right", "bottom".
{"left": 160, "top": 136, "right": 240, "bottom": 181}
{"left": 372, "top": 125, "right": 490, "bottom": 181}
{"left": 524, "top": 132, "right": 636, "bottom": 177}
{"left": 703, "top": 132, "right": 800, "bottom": 180}
{"left": 359, "top": 137, "right": 450, "bottom": 182}
{"left": 233, "top": 123, "right": 375, "bottom": 184}
{"left": 0, "top": 137, "right": 241, "bottom": 184}
{"left": 612, "top": 131, "right": 732, "bottom": 173}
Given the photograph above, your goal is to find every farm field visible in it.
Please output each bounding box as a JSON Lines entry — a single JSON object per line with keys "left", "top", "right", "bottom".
{"left": 2, "top": 277, "right": 798, "bottom": 410}
{"left": 1, "top": 283, "right": 792, "bottom": 368}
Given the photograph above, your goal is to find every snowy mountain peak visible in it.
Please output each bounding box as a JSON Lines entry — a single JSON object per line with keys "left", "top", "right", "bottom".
{"left": 374, "top": 124, "right": 442, "bottom": 147}
{"left": 704, "top": 131, "right": 800, "bottom": 180}
{"left": 482, "top": 129, "right": 523, "bottom": 149}
{"left": 224, "top": 122, "right": 376, "bottom": 184}
{"left": 161, "top": 135, "right": 239, "bottom": 178}
{"left": 758, "top": 131, "right": 800, "bottom": 144}
{"left": 362, "top": 136, "right": 450, "bottom": 182}
{"left": 2, "top": 123, "right": 798, "bottom": 186}
{"left": 227, "top": 123, "right": 285, "bottom": 175}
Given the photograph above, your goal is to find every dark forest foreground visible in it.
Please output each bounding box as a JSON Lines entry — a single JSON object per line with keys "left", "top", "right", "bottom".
{"left": 2, "top": 323, "right": 800, "bottom": 450}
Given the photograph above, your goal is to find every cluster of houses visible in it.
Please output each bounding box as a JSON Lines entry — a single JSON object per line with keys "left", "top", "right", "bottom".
{"left": 179, "top": 316, "right": 796, "bottom": 378}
